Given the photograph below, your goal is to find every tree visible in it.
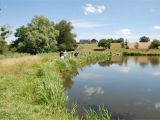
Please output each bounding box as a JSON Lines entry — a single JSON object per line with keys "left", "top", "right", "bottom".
{"left": 11, "top": 16, "right": 59, "bottom": 54}
{"left": 55, "top": 20, "right": 77, "bottom": 51}
{"left": 98, "top": 39, "right": 111, "bottom": 49}
{"left": 0, "top": 25, "right": 12, "bottom": 54}
{"left": 139, "top": 36, "right": 150, "bottom": 42}
{"left": 121, "top": 42, "right": 124, "bottom": 48}
{"left": 111, "top": 38, "right": 124, "bottom": 43}
{"left": 150, "top": 39, "right": 160, "bottom": 49}
{"left": 124, "top": 40, "right": 129, "bottom": 49}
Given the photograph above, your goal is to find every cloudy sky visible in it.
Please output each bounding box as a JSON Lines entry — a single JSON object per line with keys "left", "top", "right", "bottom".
{"left": 0, "top": 0, "right": 160, "bottom": 42}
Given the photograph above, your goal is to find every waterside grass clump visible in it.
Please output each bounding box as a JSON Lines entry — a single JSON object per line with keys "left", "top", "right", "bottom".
{"left": 85, "top": 105, "right": 111, "bottom": 120}
{"left": 0, "top": 51, "right": 110, "bottom": 120}
{"left": 123, "top": 50, "right": 160, "bottom": 56}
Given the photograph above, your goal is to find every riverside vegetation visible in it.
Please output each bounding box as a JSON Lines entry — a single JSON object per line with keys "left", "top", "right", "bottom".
{"left": 0, "top": 52, "right": 112, "bottom": 120}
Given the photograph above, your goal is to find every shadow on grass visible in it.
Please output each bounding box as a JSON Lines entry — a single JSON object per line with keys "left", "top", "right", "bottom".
{"left": 94, "top": 49, "right": 105, "bottom": 51}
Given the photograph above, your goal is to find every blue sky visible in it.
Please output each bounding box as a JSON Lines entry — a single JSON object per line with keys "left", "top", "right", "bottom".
{"left": 0, "top": 0, "right": 160, "bottom": 42}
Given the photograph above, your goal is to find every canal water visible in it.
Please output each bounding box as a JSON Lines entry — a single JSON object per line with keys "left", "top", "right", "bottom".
{"left": 64, "top": 56, "right": 160, "bottom": 120}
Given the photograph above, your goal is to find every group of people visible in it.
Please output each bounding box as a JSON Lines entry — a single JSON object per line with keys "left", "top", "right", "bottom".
{"left": 59, "top": 50, "right": 79, "bottom": 59}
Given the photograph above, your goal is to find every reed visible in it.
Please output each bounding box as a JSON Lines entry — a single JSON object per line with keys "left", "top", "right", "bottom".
{"left": 84, "top": 105, "right": 111, "bottom": 120}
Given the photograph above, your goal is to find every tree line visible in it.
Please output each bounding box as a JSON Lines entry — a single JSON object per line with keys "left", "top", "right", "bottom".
{"left": 97, "top": 36, "right": 160, "bottom": 49}
{"left": 1, "top": 16, "right": 160, "bottom": 54}
{"left": 0, "top": 16, "right": 77, "bottom": 54}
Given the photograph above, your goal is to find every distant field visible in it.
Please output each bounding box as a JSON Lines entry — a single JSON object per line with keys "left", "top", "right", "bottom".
{"left": 77, "top": 43, "right": 160, "bottom": 55}
{"left": 77, "top": 43, "right": 123, "bottom": 51}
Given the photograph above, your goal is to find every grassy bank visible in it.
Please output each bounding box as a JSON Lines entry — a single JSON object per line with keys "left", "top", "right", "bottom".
{"left": 0, "top": 52, "right": 110, "bottom": 120}
{"left": 123, "top": 50, "right": 160, "bottom": 56}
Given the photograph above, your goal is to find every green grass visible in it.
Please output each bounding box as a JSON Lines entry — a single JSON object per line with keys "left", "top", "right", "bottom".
{"left": 123, "top": 49, "right": 160, "bottom": 56}
{"left": 0, "top": 51, "right": 110, "bottom": 120}
{"left": 85, "top": 105, "right": 111, "bottom": 120}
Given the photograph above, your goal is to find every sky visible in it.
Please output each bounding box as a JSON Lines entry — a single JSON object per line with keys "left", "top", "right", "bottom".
{"left": 0, "top": 0, "right": 160, "bottom": 42}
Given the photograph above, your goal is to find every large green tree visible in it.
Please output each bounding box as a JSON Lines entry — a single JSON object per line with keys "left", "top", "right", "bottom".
{"left": 0, "top": 25, "right": 12, "bottom": 54}
{"left": 11, "top": 16, "right": 59, "bottom": 54}
{"left": 139, "top": 36, "right": 150, "bottom": 42}
{"left": 55, "top": 20, "right": 77, "bottom": 51}
{"left": 98, "top": 39, "right": 111, "bottom": 49}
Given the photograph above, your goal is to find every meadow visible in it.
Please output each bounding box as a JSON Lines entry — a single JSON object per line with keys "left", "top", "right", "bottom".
{"left": 0, "top": 43, "right": 159, "bottom": 120}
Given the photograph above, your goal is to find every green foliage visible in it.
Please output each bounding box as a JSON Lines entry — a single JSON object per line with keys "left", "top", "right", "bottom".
{"left": 0, "top": 25, "right": 12, "bottom": 54}
{"left": 123, "top": 50, "right": 160, "bottom": 56}
{"left": 98, "top": 39, "right": 111, "bottom": 49}
{"left": 124, "top": 40, "right": 128, "bottom": 49}
{"left": 139, "top": 36, "right": 150, "bottom": 42}
{"left": 110, "top": 37, "right": 124, "bottom": 43}
{"left": 0, "top": 39, "right": 8, "bottom": 54}
{"left": 150, "top": 39, "right": 160, "bottom": 49}
{"left": 11, "top": 16, "right": 59, "bottom": 54}
{"left": 55, "top": 20, "right": 77, "bottom": 51}
{"left": 59, "top": 43, "right": 67, "bottom": 51}
{"left": 121, "top": 42, "right": 124, "bottom": 48}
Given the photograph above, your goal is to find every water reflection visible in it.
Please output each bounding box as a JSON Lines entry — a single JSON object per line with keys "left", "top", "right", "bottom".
{"left": 82, "top": 105, "right": 134, "bottom": 120}
{"left": 84, "top": 85, "right": 104, "bottom": 96}
{"left": 62, "top": 68, "right": 78, "bottom": 89}
{"left": 64, "top": 56, "right": 160, "bottom": 89}
{"left": 65, "top": 56, "right": 160, "bottom": 119}
{"left": 98, "top": 56, "right": 160, "bottom": 68}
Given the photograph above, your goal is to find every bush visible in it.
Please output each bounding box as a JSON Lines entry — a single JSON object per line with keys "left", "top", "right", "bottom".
{"left": 98, "top": 39, "right": 111, "bottom": 49}
{"left": 0, "top": 40, "right": 8, "bottom": 54}
{"left": 150, "top": 40, "right": 160, "bottom": 49}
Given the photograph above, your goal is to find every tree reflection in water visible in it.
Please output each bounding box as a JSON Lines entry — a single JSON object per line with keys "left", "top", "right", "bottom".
{"left": 98, "top": 56, "right": 160, "bottom": 68}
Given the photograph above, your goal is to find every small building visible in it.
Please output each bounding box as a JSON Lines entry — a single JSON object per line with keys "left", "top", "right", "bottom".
{"left": 91, "top": 39, "right": 98, "bottom": 44}
{"left": 79, "top": 39, "right": 91, "bottom": 44}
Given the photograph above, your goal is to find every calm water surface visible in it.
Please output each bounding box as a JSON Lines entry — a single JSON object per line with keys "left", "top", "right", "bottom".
{"left": 64, "top": 56, "right": 160, "bottom": 120}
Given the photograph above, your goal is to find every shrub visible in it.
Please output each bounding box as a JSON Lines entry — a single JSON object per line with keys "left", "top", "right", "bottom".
{"left": 98, "top": 39, "right": 111, "bottom": 49}
{"left": 150, "top": 39, "right": 160, "bottom": 49}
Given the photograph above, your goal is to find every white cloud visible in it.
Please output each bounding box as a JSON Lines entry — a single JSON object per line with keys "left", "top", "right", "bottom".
{"left": 152, "top": 72, "right": 160, "bottom": 76}
{"left": 83, "top": 4, "right": 106, "bottom": 15}
{"left": 84, "top": 85, "right": 104, "bottom": 96}
{"left": 115, "top": 29, "right": 132, "bottom": 35}
{"left": 153, "top": 26, "right": 160, "bottom": 30}
{"left": 155, "top": 102, "right": 160, "bottom": 110}
{"left": 111, "top": 64, "right": 130, "bottom": 73}
{"left": 119, "top": 66, "right": 130, "bottom": 73}
{"left": 72, "top": 21, "right": 104, "bottom": 29}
